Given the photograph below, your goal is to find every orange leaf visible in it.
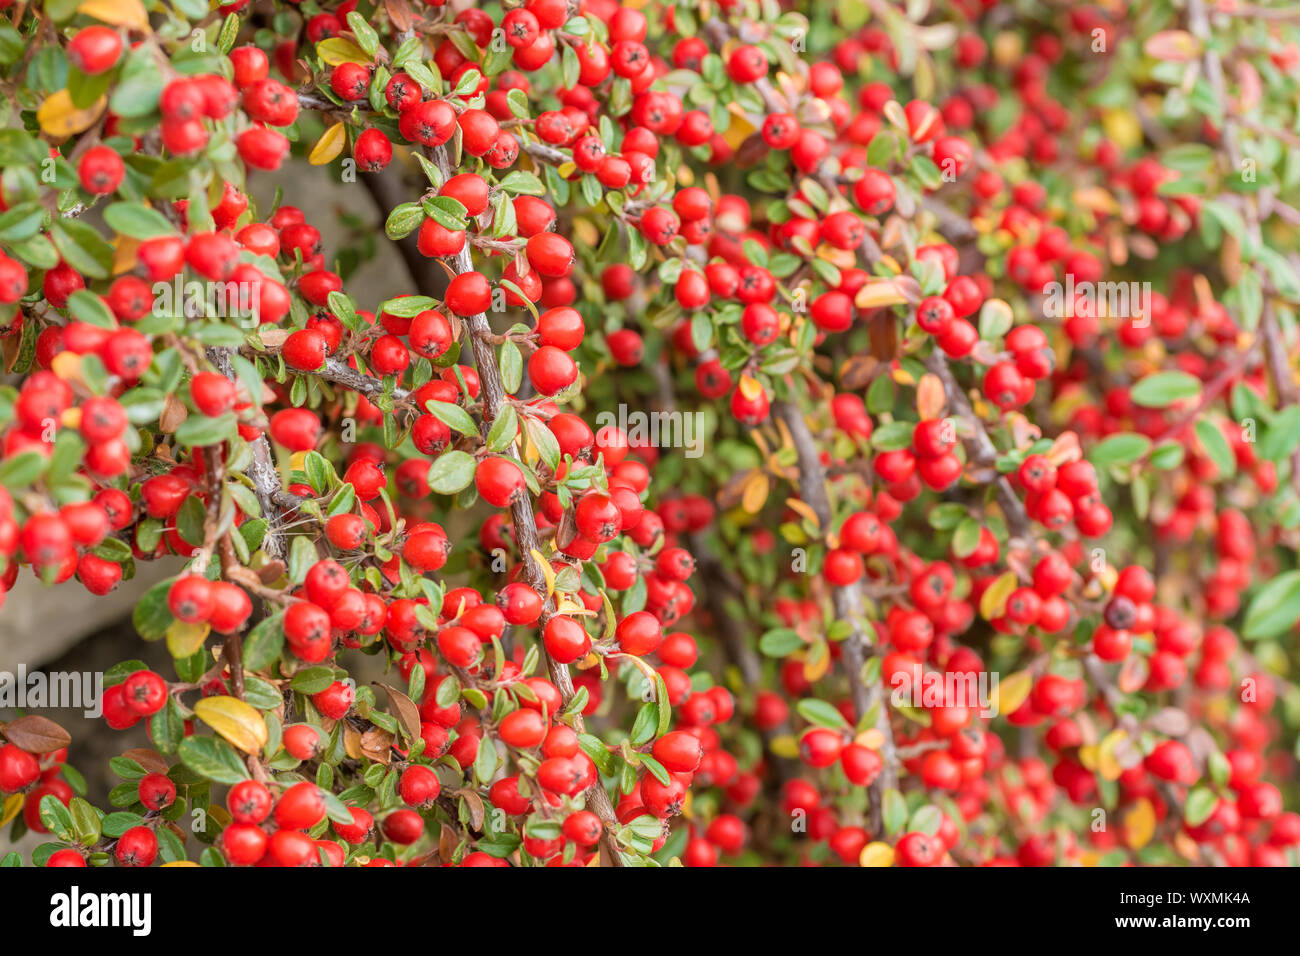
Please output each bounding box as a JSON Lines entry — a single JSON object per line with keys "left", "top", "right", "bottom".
{"left": 854, "top": 279, "right": 909, "bottom": 310}
{"left": 783, "top": 497, "right": 820, "bottom": 529}
{"left": 1122, "top": 798, "right": 1156, "bottom": 850}
{"left": 741, "top": 473, "right": 769, "bottom": 514}
{"left": 1143, "top": 30, "right": 1201, "bottom": 62}
{"left": 916, "top": 373, "right": 946, "bottom": 420}
{"left": 738, "top": 373, "right": 765, "bottom": 401}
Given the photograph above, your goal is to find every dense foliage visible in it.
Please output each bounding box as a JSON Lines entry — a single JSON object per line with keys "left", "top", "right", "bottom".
{"left": 0, "top": 0, "right": 1298, "bottom": 868}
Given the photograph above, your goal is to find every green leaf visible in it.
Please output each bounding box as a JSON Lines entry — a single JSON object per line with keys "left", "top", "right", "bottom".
{"left": 630, "top": 702, "right": 659, "bottom": 746}
{"left": 486, "top": 404, "right": 518, "bottom": 453}
{"left": 66, "top": 289, "right": 116, "bottom": 328}
{"left": 427, "top": 449, "right": 476, "bottom": 495}
{"left": 1148, "top": 440, "right": 1185, "bottom": 471}
{"left": 243, "top": 611, "right": 286, "bottom": 671}
{"left": 1161, "top": 143, "right": 1214, "bottom": 172}
{"left": 1183, "top": 787, "right": 1218, "bottom": 827}
{"left": 1193, "top": 420, "right": 1235, "bottom": 478}
{"left": 319, "top": 786, "right": 356, "bottom": 825}
{"left": 0, "top": 450, "right": 46, "bottom": 489}
{"left": 870, "top": 420, "right": 913, "bottom": 451}
{"left": 133, "top": 577, "right": 176, "bottom": 640}
{"left": 151, "top": 697, "right": 185, "bottom": 753}
{"left": 499, "top": 171, "right": 546, "bottom": 196}
{"left": 1129, "top": 371, "right": 1201, "bottom": 408}
{"left": 1257, "top": 406, "right": 1300, "bottom": 462}
{"left": 795, "top": 698, "right": 849, "bottom": 729}
{"left": 385, "top": 202, "right": 425, "bottom": 240}
{"left": 474, "top": 734, "right": 498, "bottom": 783}
{"left": 882, "top": 788, "right": 908, "bottom": 836}
{"left": 179, "top": 736, "right": 250, "bottom": 785}
{"left": 39, "top": 794, "right": 75, "bottom": 842}
{"left": 951, "top": 518, "right": 982, "bottom": 558}
{"left": 290, "top": 666, "right": 336, "bottom": 694}
{"left": 499, "top": 340, "right": 523, "bottom": 393}
{"left": 638, "top": 753, "right": 670, "bottom": 786}
{"left": 523, "top": 415, "right": 560, "bottom": 470}
{"left": 1242, "top": 570, "right": 1300, "bottom": 640}
{"left": 425, "top": 399, "right": 478, "bottom": 437}
{"left": 174, "top": 411, "right": 237, "bottom": 448}
{"left": 50, "top": 219, "right": 114, "bottom": 280}
{"left": 69, "top": 797, "right": 102, "bottom": 845}
{"left": 103, "top": 202, "right": 176, "bottom": 240}
{"left": 1090, "top": 432, "right": 1151, "bottom": 468}
{"left": 758, "top": 628, "right": 803, "bottom": 656}
{"left": 908, "top": 804, "right": 943, "bottom": 835}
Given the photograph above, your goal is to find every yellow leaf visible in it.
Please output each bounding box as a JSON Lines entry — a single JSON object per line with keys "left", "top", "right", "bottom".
{"left": 556, "top": 161, "right": 577, "bottom": 178}
{"left": 979, "top": 570, "right": 1019, "bottom": 620}
{"left": 193, "top": 695, "right": 269, "bottom": 755}
{"left": 78, "top": 0, "right": 150, "bottom": 31}
{"left": 207, "top": 806, "right": 232, "bottom": 827}
{"left": 784, "top": 497, "right": 820, "bottom": 530}
{"left": 1102, "top": 108, "right": 1142, "bottom": 151}
{"left": 166, "top": 620, "right": 210, "bottom": 659}
{"left": 529, "top": 548, "right": 556, "bottom": 599}
{"left": 37, "top": 89, "right": 107, "bottom": 139}
{"left": 916, "top": 373, "right": 946, "bottom": 420}
{"left": 768, "top": 734, "right": 799, "bottom": 759}
{"left": 741, "top": 473, "right": 769, "bottom": 515}
{"left": 112, "top": 234, "right": 140, "bottom": 274}
{"left": 1122, "top": 798, "right": 1156, "bottom": 850}
{"left": 992, "top": 669, "right": 1032, "bottom": 717}
{"left": 555, "top": 594, "right": 595, "bottom": 616}
{"left": 0, "top": 793, "right": 23, "bottom": 829}
{"left": 316, "top": 37, "right": 371, "bottom": 66}
{"left": 1072, "top": 187, "right": 1118, "bottom": 216}
{"left": 1095, "top": 729, "right": 1128, "bottom": 782}
{"left": 802, "top": 640, "right": 830, "bottom": 682}
{"left": 309, "top": 121, "right": 347, "bottom": 166}
{"left": 722, "top": 104, "right": 756, "bottom": 150}
{"left": 1077, "top": 744, "right": 1099, "bottom": 772}
{"left": 890, "top": 363, "right": 916, "bottom": 386}
{"left": 161, "top": 860, "right": 200, "bottom": 867}
{"left": 854, "top": 279, "right": 908, "bottom": 310}
{"left": 854, "top": 728, "right": 885, "bottom": 750}
{"left": 571, "top": 218, "right": 600, "bottom": 249}
{"left": 859, "top": 841, "right": 895, "bottom": 867}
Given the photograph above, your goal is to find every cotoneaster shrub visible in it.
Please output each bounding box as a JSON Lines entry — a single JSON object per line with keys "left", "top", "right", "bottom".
{"left": 0, "top": 0, "right": 1297, "bottom": 868}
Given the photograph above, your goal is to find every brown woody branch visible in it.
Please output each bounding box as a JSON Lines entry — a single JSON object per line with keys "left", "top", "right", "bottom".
{"left": 426, "top": 142, "right": 627, "bottom": 866}
{"left": 923, "top": 351, "right": 1032, "bottom": 541}
{"left": 773, "top": 399, "right": 898, "bottom": 833}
